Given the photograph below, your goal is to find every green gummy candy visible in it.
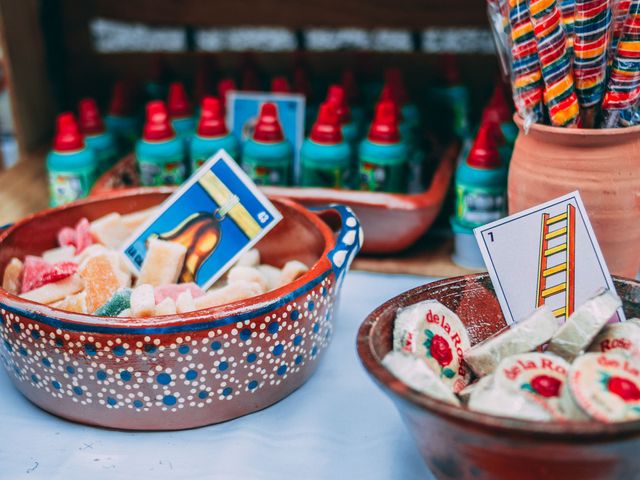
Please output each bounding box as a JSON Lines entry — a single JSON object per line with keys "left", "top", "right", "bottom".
{"left": 94, "top": 288, "right": 132, "bottom": 317}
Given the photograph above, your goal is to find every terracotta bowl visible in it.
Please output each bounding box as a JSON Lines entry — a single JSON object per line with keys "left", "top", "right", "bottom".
{"left": 357, "top": 273, "right": 640, "bottom": 480}
{"left": 0, "top": 188, "right": 362, "bottom": 430}
{"left": 90, "top": 145, "right": 456, "bottom": 255}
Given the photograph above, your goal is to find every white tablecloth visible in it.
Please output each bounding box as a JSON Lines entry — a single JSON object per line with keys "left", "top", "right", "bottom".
{"left": 0, "top": 272, "right": 436, "bottom": 480}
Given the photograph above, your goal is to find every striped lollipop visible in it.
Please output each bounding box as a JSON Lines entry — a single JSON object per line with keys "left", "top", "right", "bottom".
{"left": 560, "top": 0, "right": 577, "bottom": 58}
{"left": 529, "top": 0, "right": 581, "bottom": 126}
{"left": 602, "top": 0, "right": 640, "bottom": 126}
{"left": 508, "top": 0, "right": 545, "bottom": 123}
{"left": 574, "top": 0, "right": 612, "bottom": 126}
{"left": 610, "top": 0, "right": 632, "bottom": 65}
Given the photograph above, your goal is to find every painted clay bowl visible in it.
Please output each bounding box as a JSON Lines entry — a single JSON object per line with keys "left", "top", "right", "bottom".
{"left": 0, "top": 188, "right": 362, "bottom": 430}
{"left": 358, "top": 273, "right": 640, "bottom": 480}
{"left": 90, "top": 144, "right": 455, "bottom": 255}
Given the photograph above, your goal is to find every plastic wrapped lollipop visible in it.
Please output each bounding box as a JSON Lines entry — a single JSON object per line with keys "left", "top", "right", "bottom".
{"left": 506, "top": 0, "right": 545, "bottom": 127}
{"left": 602, "top": 0, "right": 640, "bottom": 127}
{"left": 609, "top": 0, "right": 632, "bottom": 66}
{"left": 574, "top": 0, "right": 612, "bottom": 127}
{"left": 560, "top": 0, "right": 577, "bottom": 58}
{"left": 529, "top": 0, "right": 581, "bottom": 126}
{"left": 488, "top": 0, "right": 513, "bottom": 77}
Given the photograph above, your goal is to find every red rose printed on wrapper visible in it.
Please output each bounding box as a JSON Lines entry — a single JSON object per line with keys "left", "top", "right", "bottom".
{"left": 602, "top": 373, "right": 640, "bottom": 402}
{"left": 424, "top": 330, "right": 456, "bottom": 379}
{"left": 522, "top": 374, "right": 562, "bottom": 398}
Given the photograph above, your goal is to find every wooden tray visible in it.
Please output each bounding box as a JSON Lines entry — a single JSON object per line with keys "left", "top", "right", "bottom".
{"left": 90, "top": 145, "right": 455, "bottom": 254}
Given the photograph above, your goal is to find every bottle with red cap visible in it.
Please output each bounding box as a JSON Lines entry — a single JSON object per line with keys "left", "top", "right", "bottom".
{"left": 135, "top": 100, "right": 187, "bottom": 186}
{"left": 271, "top": 76, "right": 291, "bottom": 94}
{"left": 241, "top": 102, "right": 293, "bottom": 186}
{"left": 358, "top": 99, "right": 409, "bottom": 193}
{"left": 46, "top": 112, "right": 98, "bottom": 206}
{"left": 385, "top": 68, "right": 420, "bottom": 131}
{"left": 428, "top": 54, "right": 470, "bottom": 139}
{"left": 325, "top": 85, "right": 359, "bottom": 150}
{"left": 167, "top": 82, "right": 196, "bottom": 141}
{"left": 190, "top": 96, "right": 239, "bottom": 171}
{"left": 78, "top": 98, "right": 118, "bottom": 174}
{"left": 300, "top": 102, "right": 351, "bottom": 188}
{"left": 453, "top": 122, "right": 508, "bottom": 230}
{"left": 105, "top": 81, "right": 140, "bottom": 154}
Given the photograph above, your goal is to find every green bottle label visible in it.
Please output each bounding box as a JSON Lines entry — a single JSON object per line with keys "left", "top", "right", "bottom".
{"left": 137, "top": 155, "right": 186, "bottom": 186}
{"left": 301, "top": 165, "right": 350, "bottom": 189}
{"left": 359, "top": 161, "right": 407, "bottom": 193}
{"left": 243, "top": 163, "right": 289, "bottom": 186}
{"left": 455, "top": 185, "right": 507, "bottom": 228}
{"left": 48, "top": 170, "right": 94, "bottom": 207}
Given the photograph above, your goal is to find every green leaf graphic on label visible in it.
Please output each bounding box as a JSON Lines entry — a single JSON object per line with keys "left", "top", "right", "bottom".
{"left": 521, "top": 384, "right": 535, "bottom": 394}
{"left": 442, "top": 368, "right": 455, "bottom": 379}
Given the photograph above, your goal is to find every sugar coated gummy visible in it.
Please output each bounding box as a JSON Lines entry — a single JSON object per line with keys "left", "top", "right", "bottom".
{"left": 94, "top": 288, "right": 132, "bottom": 317}
{"left": 21, "top": 256, "right": 77, "bottom": 293}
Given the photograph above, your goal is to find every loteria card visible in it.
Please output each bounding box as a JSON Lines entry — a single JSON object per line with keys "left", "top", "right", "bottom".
{"left": 227, "top": 91, "right": 305, "bottom": 182}
{"left": 121, "top": 150, "right": 282, "bottom": 289}
{"left": 474, "top": 191, "right": 624, "bottom": 325}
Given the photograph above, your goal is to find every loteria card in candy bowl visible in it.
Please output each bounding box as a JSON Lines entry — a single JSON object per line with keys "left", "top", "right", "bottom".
{"left": 474, "top": 191, "right": 624, "bottom": 326}
{"left": 227, "top": 91, "right": 305, "bottom": 181}
{"left": 121, "top": 150, "right": 282, "bottom": 289}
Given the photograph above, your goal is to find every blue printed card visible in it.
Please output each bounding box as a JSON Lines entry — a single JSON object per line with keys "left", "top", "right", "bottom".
{"left": 121, "top": 150, "right": 283, "bottom": 289}
{"left": 227, "top": 91, "right": 305, "bottom": 182}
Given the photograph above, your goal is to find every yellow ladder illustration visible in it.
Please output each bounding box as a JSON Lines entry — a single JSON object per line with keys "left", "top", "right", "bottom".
{"left": 535, "top": 204, "right": 576, "bottom": 319}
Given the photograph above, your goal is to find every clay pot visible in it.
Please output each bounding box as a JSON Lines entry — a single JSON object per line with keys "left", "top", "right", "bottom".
{"left": 508, "top": 116, "right": 640, "bottom": 278}
{"left": 357, "top": 273, "right": 640, "bottom": 480}
{"left": 0, "top": 189, "right": 362, "bottom": 430}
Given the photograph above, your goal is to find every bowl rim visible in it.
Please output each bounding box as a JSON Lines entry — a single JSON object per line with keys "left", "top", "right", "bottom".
{"left": 357, "top": 272, "right": 640, "bottom": 439}
{"left": 0, "top": 188, "right": 337, "bottom": 333}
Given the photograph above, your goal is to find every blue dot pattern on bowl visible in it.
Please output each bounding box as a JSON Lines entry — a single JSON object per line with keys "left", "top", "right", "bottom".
{"left": 0, "top": 277, "right": 336, "bottom": 415}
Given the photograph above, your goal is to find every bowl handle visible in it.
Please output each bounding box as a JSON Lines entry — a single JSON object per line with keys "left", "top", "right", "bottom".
{"left": 312, "top": 205, "right": 363, "bottom": 285}
{"left": 0, "top": 223, "right": 11, "bottom": 234}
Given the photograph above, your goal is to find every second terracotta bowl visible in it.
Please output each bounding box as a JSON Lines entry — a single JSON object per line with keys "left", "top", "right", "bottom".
{"left": 0, "top": 189, "right": 362, "bottom": 430}
{"left": 358, "top": 273, "right": 640, "bottom": 480}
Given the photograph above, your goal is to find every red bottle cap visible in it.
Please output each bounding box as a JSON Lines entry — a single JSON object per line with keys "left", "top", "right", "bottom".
{"left": 109, "top": 81, "right": 134, "bottom": 116}
{"left": 326, "top": 85, "right": 352, "bottom": 124}
{"left": 271, "top": 76, "right": 290, "bottom": 93}
{"left": 467, "top": 123, "right": 501, "bottom": 169}
{"left": 78, "top": 98, "right": 105, "bottom": 136}
{"left": 293, "top": 66, "right": 312, "bottom": 98}
{"left": 384, "top": 68, "right": 408, "bottom": 106}
{"left": 54, "top": 112, "right": 84, "bottom": 152}
{"left": 167, "top": 82, "right": 192, "bottom": 118}
{"left": 310, "top": 102, "right": 343, "bottom": 144}
{"left": 143, "top": 101, "right": 175, "bottom": 141}
{"left": 197, "top": 96, "right": 228, "bottom": 137}
{"left": 218, "top": 78, "right": 237, "bottom": 112}
{"left": 379, "top": 85, "right": 404, "bottom": 121}
{"left": 252, "top": 102, "right": 284, "bottom": 143}
{"left": 342, "top": 69, "right": 359, "bottom": 104}
{"left": 368, "top": 100, "right": 400, "bottom": 144}
{"left": 441, "top": 53, "right": 461, "bottom": 85}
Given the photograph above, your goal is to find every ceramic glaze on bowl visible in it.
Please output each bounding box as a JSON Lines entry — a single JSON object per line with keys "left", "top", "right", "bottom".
{"left": 0, "top": 189, "right": 362, "bottom": 430}
{"left": 358, "top": 273, "right": 640, "bottom": 480}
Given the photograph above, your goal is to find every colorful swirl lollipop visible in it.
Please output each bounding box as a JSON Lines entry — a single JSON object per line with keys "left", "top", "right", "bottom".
{"left": 610, "top": 0, "right": 632, "bottom": 65}
{"left": 602, "top": 0, "right": 640, "bottom": 126}
{"left": 574, "top": 0, "right": 612, "bottom": 126}
{"left": 560, "top": 0, "right": 577, "bottom": 58}
{"left": 507, "top": 0, "right": 545, "bottom": 123}
{"left": 529, "top": 0, "right": 581, "bottom": 126}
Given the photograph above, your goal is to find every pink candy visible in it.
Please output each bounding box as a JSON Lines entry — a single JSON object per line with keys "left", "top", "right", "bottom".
{"left": 21, "top": 256, "right": 78, "bottom": 293}
{"left": 57, "top": 218, "right": 93, "bottom": 254}
{"left": 154, "top": 283, "right": 204, "bottom": 304}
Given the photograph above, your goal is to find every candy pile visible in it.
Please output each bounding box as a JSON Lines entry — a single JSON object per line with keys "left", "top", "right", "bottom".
{"left": 384, "top": 291, "right": 640, "bottom": 422}
{"left": 488, "top": 0, "right": 640, "bottom": 128}
{"left": 1, "top": 209, "right": 309, "bottom": 318}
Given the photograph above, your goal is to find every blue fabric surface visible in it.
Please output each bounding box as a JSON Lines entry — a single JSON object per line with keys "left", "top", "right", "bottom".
{"left": 0, "top": 271, "right": 436, "bottom": 480}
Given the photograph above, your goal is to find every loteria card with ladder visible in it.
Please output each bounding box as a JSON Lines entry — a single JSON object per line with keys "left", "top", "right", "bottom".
{"left": 474, "top": 191, "right": 624, "bottom": 325}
